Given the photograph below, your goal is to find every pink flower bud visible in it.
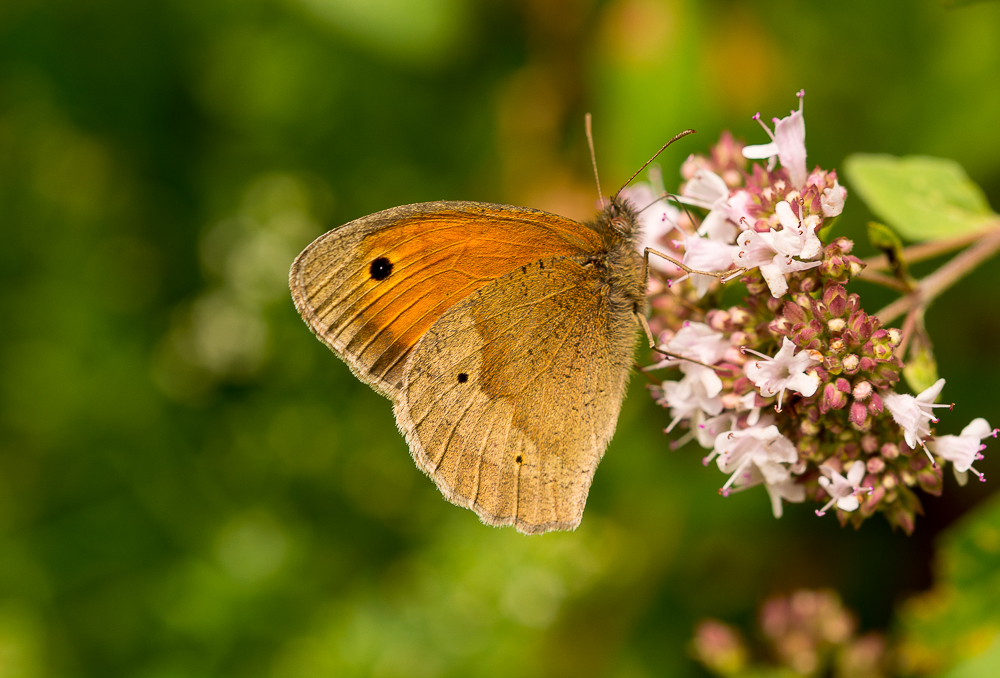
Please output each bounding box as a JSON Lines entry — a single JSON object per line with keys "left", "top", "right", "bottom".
{"left": 853, "top": 381, "right": 873, "bottom": 401}
{"left": 769, "top": 316, "right": 793, "bottom": 336}
{"left": 866, "top": 457, "right": 886, "bottom": 474}
{"left": 706, "top": 309, "right": 731, "bottom": 331}
{"left": 822, "top": 382, "right": 849, "bottom": 412}
{"left": 861, "top": 434, "right": 879, "bottom": 453}
{"left": 828, "top": 318, "right": 846, "bottom": 333}
{"left": 849, "top": 401, "right": 869, "bottom": 428}
{"left": 782, "top": 301, "right": 808, "bottom": 324}
{"left": 729, "top": 307, "right": 750, "bottom": 325}
{"left": 823, "top": 284, "right": 848, "bottom": 317}
{"left": 842, "top": 354, "right": 860, "bottom": 374}
{"left": 832, "top": 236, "right": 854, "bottom": 254}
{"left": 881, "top": 442, "right": 900, "bottom": 460}
{"left": 846, "top": 293, "right": 861, "bottom": 316}
{"left": 867, "top": 392, "right": 884, "bottom": 415}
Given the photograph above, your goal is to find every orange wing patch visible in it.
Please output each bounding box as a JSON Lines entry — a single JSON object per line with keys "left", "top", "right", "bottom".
{"left": 290, "top": 202, "right": 603, "bottom": 395}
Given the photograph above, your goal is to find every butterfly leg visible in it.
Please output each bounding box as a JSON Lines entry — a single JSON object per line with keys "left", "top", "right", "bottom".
{"left": 632, "top": 296, "right": 725, "bottom": 372}
{"left": 642, "top": 247, "right": 746, "bottom": 287}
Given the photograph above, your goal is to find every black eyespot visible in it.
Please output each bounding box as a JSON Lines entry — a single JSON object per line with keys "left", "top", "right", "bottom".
{"left": 515, "top": 455, "right": 523, "bottom": 464}
{"left": 369, "top": 257, "right": 392, "bottom": 281}
{"left": 457, "top": 372, "right": 468, "bottom": 383}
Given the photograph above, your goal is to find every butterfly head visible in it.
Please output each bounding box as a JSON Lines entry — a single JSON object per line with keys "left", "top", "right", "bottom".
{"left": 600, "top": 195, "right": 641, "bottom": 243}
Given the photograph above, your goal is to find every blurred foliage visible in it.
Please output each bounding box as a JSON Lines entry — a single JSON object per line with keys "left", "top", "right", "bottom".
{"left": 897, "top": 492, "right": 1000, "bottom": 677}
{"left": 1, "top": 0, "right": 999, "bottom": 676}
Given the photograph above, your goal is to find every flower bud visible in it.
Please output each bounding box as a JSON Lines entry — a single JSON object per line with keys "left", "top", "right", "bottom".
{"left": 828, "top": 318, "right": 846, "bottom": 333}
{"left": 849, "top": 401, "right": 869, "bottom": 428}
{"left": 706, "top": 309, "right": 732, "bottom": 331}
{"left": 730, "top": 331, "right": 751, "bottom": 347}
{"left": 823, "top": 284, "right": 848, "bottom": 318}
{"left": 782, "top": 301, "right": 808, "bottom": 324}
{"left": 769, "top": 315, "right": 793, "bottom": 336}
{"left": 861, "top": 434, "right": 879, "bottom": 454}
{"left": 917, "top": 465, "right": 943, "bottom": 496}
{"left": 882, "top": 473, "right": 897, "bottom": 490}
{"left": 842, "top": 354, "right": 860, "bottom": 374}
{"left": 800, "top": 418, "right": 820, "bottom": 436}
{"left": 820, "top": 254, "right": 847, "bottom": 280}
{"left": 821, "top": 382, "right": 849, "bottom": 412}
{"left": 832, "top": 236, "right": 854, "bottom": 254}
{"left": 729, "top": 307, "right": 751, "bottom": 326}
{"left": 866, "top": 457, "right": 886, "bottom": 474}
{"left": 862, "top": 484, "right": 887, "bottom": 514}
{"left": 799, "top": 275, "right": 818, "bottom": 293}
{"left": 853, "top": 381, "right": 872, "bottom": 401}
{"left": 793, "top": 321, "right": 822, "bottom": 345}
{"left": 867, "top": 392, "right": 884, "bottom": 416}
{"left": 846, "top": 293, "right": 861, "bottom": 316}
{"left": 881, "top": 442, "right": 900, "bottom": 460}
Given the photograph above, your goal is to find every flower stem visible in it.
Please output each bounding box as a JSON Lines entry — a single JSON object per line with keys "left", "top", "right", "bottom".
{"left": 875, "top": 223, "right": 1000, "bottom": 325}
{"left": 862, "top": 225, "right": 997, "bottom": 271}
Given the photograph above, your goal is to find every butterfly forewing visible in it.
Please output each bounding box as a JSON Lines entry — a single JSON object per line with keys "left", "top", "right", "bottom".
{"left": 289, "top": 201, "right": 603, "bottom": 397}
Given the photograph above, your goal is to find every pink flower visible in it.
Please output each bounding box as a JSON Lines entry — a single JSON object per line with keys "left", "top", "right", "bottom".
{"left": 714, "top": 424, "right": 798, "bottom": 498}
{"left": 816, "top": 461, "right": 869, "bottom": 516}
{"left": 884, "top": 379, "right": 952, "bottom": 453}
{"left": 733, "top": 228, "right": 823, "bottom": 297}
{"left": 743, "top": 90, "right": 808, "bottom": 189}
{"left": 621, "top": 177, "right": 683, "bottom": 274}
{"left": 927, "top": 418, "right": 997, "bottom": 485}
{"left": 677, "top": 167, "right": 746, "bottom": 244}
{"left": 773, "top": 200, "right": 822, "bottom": 260}
{"left": 680, "top": 234, "right": 739, "bottom": 297}
{"left": 821, "top": 180, "right": 847, "bottom": 217}
{"left": 743, "top": 337, "right": 822, "bottom": 411}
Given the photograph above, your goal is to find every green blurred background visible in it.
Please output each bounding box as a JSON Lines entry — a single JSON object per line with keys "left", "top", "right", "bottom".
{"left": 2, "top": 0, "right": 999, "bottom": 676}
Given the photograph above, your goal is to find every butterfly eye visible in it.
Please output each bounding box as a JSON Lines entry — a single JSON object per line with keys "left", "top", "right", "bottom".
{"left": 611, "top": 217, "right": 628, "bottom": 232}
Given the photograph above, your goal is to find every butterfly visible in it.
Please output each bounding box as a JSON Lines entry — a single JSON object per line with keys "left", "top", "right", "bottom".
{"left": 289, "top": 125, "right": 698, "bottom": 534}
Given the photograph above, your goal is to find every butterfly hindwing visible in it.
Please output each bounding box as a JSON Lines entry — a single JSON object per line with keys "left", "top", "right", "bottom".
{"left": 394, "top": 256, "right": 639, "bottom": 534}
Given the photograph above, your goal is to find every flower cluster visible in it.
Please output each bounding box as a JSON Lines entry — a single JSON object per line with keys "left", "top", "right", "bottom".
{"left": 627, "top": 91, "right": 996, "bottom": 532}
{"left": 692, "top": 589, "right": 888, "bottom": 677}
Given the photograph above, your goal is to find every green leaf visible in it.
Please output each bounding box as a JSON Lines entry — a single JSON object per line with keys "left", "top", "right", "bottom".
{"left": 843, "top": 154, "right": 997, "bottom": 242}
{"left": 866, "top": 221, "right": 909, "bottom": 280}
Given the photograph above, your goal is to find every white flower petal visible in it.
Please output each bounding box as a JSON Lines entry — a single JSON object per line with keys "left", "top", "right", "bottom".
{"left": 742, "top": 142, "right": 778, "bottom": 159}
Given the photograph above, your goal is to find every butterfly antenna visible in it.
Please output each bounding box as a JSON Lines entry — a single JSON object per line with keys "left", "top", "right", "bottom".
{"left": 613, "top": 129, "right": 696, "bottom": 201}
{"left": 585, "top": 113, "right": 604, "bottom": 207}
